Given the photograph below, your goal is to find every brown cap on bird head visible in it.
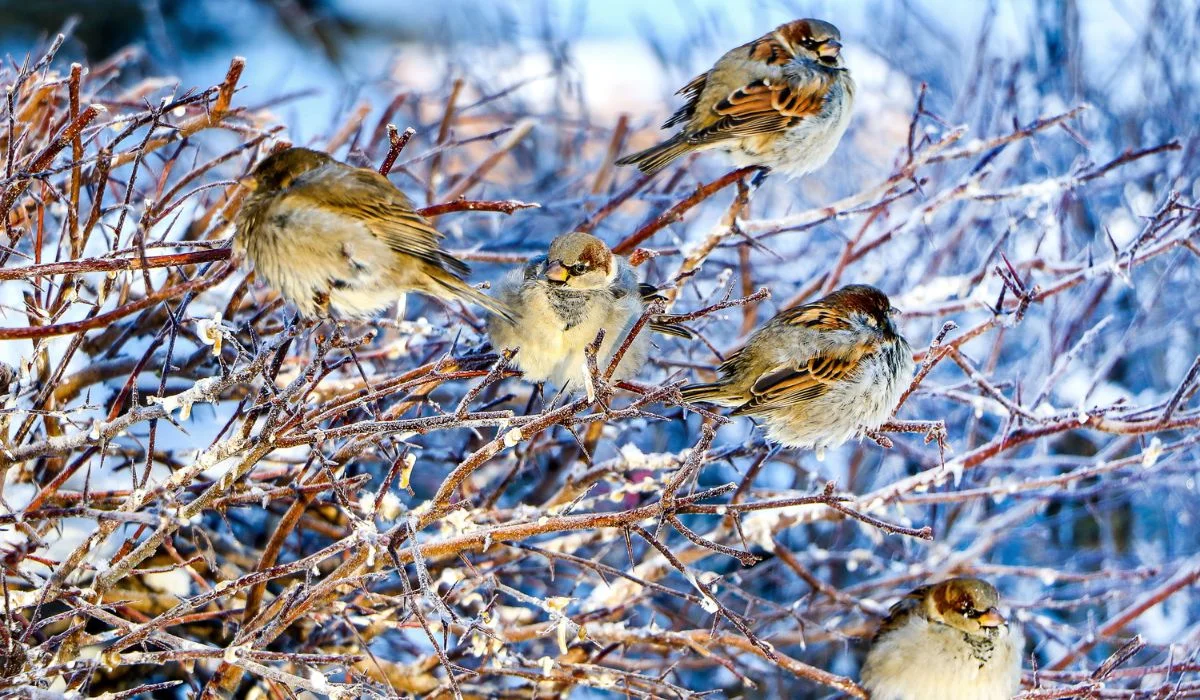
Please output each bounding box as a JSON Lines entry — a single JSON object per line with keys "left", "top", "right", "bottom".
{"left": 241, "top": 147, "right": 334, "bottom": 193}
{"left": 924, "top": 577, "right": 1009, "bottom": 635}
{"left": 775, "top": 19, "right": 844, "bottom": 65}
{"left": 543, "top": 232, "right": 615, "bottom": 287}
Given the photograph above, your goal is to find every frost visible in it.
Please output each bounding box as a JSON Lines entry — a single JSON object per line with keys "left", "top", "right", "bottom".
{"left": 443, "top": 509, "right": 478, "bottom": 536}
{"left": 503, "top": 428, "right": 523, "bottom": 447}
{"left": 308, "top": 667, "right": 331, "bottom": 693}
{"left": 195, "top": 313, "right": 226, "bottom": 356}
{"left": 147, "top": 376, "right": 222, "bottom": 422}
{"left": 685, "top": 572, "right": 720, "bottom": 614}
{"left": 378, "top": 491, "right": 403, "bottom": 520}
{"left": 1142, "top": 437, "right": 1163, "bottom": 468}
{"left": 143, "top": 569, "right": 192, "bottom": 596}
{"left": 942, "top": 459, "right": 966, "bottom": 487}
{"left": 581, "top": 360, "right": 596, "bottom": 402}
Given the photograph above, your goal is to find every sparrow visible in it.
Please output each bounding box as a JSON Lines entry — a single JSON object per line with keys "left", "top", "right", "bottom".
{"left": 487, "top": 232, "right": 690, "bottom": 392}
{"left": 235, "top": 147, "right": 513, "bottom": 321}
{"left": 615, "top": 18, "right": 854, "bottom": 176}
{"left": 860, "top": 578, "right": 1025, "bottom": 700}
{"left": 680, "top": 284, "right": 913, "bottom": 451}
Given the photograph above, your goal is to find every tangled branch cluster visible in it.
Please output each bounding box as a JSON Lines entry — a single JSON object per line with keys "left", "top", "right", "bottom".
{"left": 0, "top": 13, "right": 1197, "bottom": 700}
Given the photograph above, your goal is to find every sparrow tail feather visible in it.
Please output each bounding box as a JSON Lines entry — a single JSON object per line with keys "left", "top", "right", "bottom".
{"left": 615, "top": 135, "right": 693, "bottom": 175}
{"left": 649, "top": 319, "right": 694, "bottom": 339}
{"left": 679, "top": 382, "right": 727, "bottom": 403}
{"left": 433, "top": 275, "right": 516, "bottom": 323}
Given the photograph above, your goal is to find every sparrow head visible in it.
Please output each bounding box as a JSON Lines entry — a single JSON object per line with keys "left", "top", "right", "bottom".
{"left": 823, "top": 284, "right": 901, "bottom": 339}
{"left": 777, "top": 19, "right": 844, "bottom": 68}
{"left": 922, "top": 578, "right": 1009, "bottom": 637}
{"left": 541, "top": 232, "right": 615, "bottom": 290}
{"left": 242, "top": 147, "right": 335, "bottom": 194}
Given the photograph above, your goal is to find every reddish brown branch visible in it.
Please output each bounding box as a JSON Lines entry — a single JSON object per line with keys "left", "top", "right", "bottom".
{"left": 0, "top": 265, "right": 232, "bottom": 340}
{"left": 379, "top": 124, "right": 415, "bottom": 176}
{"left": 417, "top": 199, "right": 539, "bottom": 218}
{"left": 0, "top": 248, "right": 230, "bottom": 281}
{"left": 0, "top": 103, "right": 105, "bottom": 216}
{"left": 612, "top": 166, "right": 759, "bottom": 255}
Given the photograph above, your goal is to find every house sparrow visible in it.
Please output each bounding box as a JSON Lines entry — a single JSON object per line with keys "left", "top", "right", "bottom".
{"left": 861, "top": 578, "right": 1024, "bottom": 700}
{"left": 488, "top": 232, "right": 688, "bottom": 392}
{"left": 680, "top": 285, "right": 913, "bottom": 451}
{"left": 235, "top": 147, "right": 512, "bottom": 321}
{"left": 615, "top": 18, "right": 854, "bottom": 176}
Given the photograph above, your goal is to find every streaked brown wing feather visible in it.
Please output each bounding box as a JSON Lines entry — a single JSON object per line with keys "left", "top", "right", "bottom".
{"left": 663, "top": 73, "right": 710, "bottom": 129}
{"left": 874, "top": 586, "right": 932, "bottom": 640}
{"left": 775, "top": 299, "right": 855, "bottom": 331}
{"left": 638, "top": 282, "right": 665, "bottom": 302}
{"left": 282, "top": 167, "right": 464, "bottom": 275}
{"left": 639, "top": 284, "right": 694, "bottom": 338}
{"left": 744, "top": 32, "right": 795, "bottom": 66}
{"left": 731, "top": 349, "right": 861, "bottom": 415}
{"left": 686, "top": 76, "right": 829, "bottom": 146}
{"left": 649, "top": 320, "right": 694, "bottom": 339}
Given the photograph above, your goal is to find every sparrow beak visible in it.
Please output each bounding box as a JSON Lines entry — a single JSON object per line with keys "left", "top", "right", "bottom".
{"left": 544, "top": 260, "right": 570, "bottom": 284}
{"left": 976, "top": 608, "right": 1006, "bottom": 628}
{"left": 818, "top": 40, "right": 842, "bottom": 59}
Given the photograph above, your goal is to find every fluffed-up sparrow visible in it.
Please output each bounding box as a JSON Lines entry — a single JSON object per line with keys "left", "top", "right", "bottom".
{"left": 488, "top": 232, "right": 688, "bottom": 392}
{"left": 681, "top": 284, "right": 913, "bottom": 451}
{"left": 235, "top": 147, "right": 512, "bottom": 321}
{"left": 860, "top": 577, "right": 1024, "bottom": 700}
{"left": 616, "top": 18, "right": 854, "bottom": 177}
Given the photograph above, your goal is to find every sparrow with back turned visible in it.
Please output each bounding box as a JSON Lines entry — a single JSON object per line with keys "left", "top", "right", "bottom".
{"left": 488, "top": 232, "right": 690, "bottom": 393}
{"left": 235, "top": 147, "right": 513, "bottom": 321}
{"left": 615, "top": 18, "right": 854, "bottom": 177}
{"left": 681, "top": 285, "right": 913, "bottom": 451}
{"left": 861, "top": 578, "right": 1024, "bottom": 700}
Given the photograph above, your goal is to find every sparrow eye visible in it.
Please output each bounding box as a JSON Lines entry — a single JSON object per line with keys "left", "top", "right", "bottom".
{"left": 800, "top": 38, "right": 820, "bottom": 50}
{"left": 569, "top": 263, "right": 589, "bottom": 275}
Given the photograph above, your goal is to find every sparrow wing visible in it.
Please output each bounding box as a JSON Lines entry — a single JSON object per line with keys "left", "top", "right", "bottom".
{"left": 775, "top": 298, "right": 856, "bottom": 331}
{"left": 662, "top": 73, "right": 710, "bottom": 129}
{"left": 730, "top": 349, "right": 862, "bottom": 415}
{"left": 728, "top": 294, "right": 878, "bottom": 413}
{"left": 283, "top": 166, "right": 467, "bottom": 276}
{"left": 637, "top": 283, "right": 694, "bottom": 339}
{"left": 874, "top": 586, "right": 932, "bottom": 640}
{"left": 638, "top": 282, "right": 665, "bottom": 301}
{"left": 686, "top": 73, "right": 832, "bottom": 147}
{"left": 521, "top": 254, "right": 549, "bottom": 283}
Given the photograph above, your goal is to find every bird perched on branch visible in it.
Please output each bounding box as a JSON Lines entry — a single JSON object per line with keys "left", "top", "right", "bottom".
{"left": 615, "top": 18, "right": 854, "bottom": 177}
{"left": 860, "top": 577, "right": 1024, "bottom": 700}
{"left": 488, "top": 232, "right": 690, "bottom": 393}
{"left": 681, "top": 284, "right": 912, "bottom": 451}
{"left": 235, "top": 147, "right": 513, "bottom": 321}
